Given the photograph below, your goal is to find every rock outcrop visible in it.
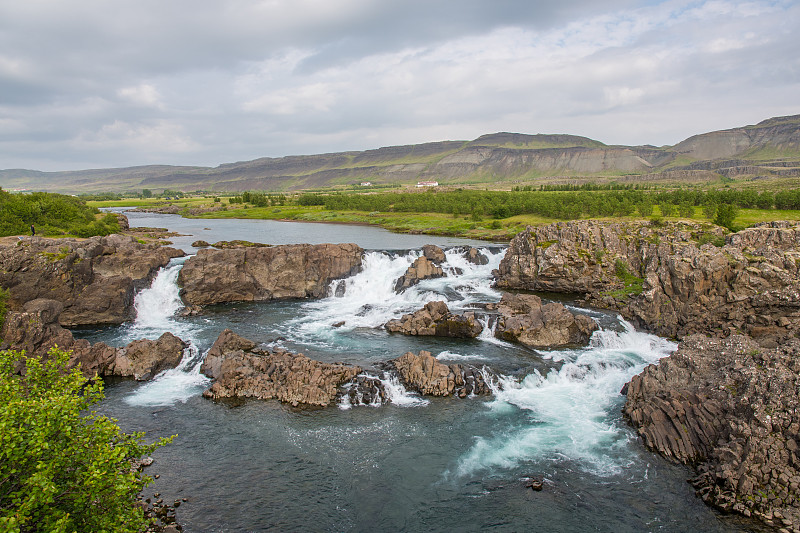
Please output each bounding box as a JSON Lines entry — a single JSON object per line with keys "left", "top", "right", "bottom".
{"left": 384, "top": 301, "right": 483, "bottom": 338}
{"left": 624, "top": 335, "right": 800, "bottom": 528}
{"left": 394, "top": 256, "right": 445, "bottom": 292}
{"left": 0, "top": 235, "right": 183, "bottom": 326}
{"left": 178, "top": 243, "right": 363, "bottom": 306}
{"left": 112, "top": 333, "right": 187, "bottom": 381}
{"left": 389, "top": 350, "right": 491, "bottom": 397}
{"left": 422, "top": 244, "right": 446, "bottom": 264}
{"left": 464, "top": 247, "right": 489, "bottom": 265}
{"left": 495, "top": 220, "right": 800, "bottom": 340}
{"left": 200, "top": 329, "right": 362, "bottom": 408}
{"left": 0, "top": 298, "right": 185, "bottom": 379}
{"left": 492, "top": 293, "right": 598, "bottom": 348}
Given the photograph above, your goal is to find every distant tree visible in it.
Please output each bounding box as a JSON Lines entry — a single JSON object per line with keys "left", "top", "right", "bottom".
{"left": 702, "top": 202, "right": 718, "bottom": 220}
{"left": 659, "top": 203, "right": 675, "bottom": 217}
{"left": 141, "top": 189, "right": 153, "bottom": 198}
{"left": 678, "top": 202, "right": 694, "bottom": 218}
{"left": 637, "top": 201, "right": 654, "bottom": 217}
{"left": 714, "top": 203, "right": 739, "bottom": 231}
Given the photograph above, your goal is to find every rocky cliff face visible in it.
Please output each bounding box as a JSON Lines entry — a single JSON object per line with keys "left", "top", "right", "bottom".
{"left": 499, "top": 219, "right": 800, "bottom": 527}
{"left": 0, "top": 298, "right": 185, "bottom": 379}
{"left": 496, "top": 220, "right": 800, "bottom": 340}
{"left": 0, "top": 235, "right": 183, "bottom": 326}
{"left": 178, "top": 243, "right": 363, "bottom": 305}
{"left": 624, "top": 335, "right": 800, "bottom": 529}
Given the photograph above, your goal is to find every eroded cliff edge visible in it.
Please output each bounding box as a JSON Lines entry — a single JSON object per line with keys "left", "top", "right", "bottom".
{"left": 496, "top": 219, "right": 800, "bottom": 529}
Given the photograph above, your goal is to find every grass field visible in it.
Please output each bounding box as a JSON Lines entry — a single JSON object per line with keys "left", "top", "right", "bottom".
{"left": 89, "top": 195, "right": 800, "bottom": 242}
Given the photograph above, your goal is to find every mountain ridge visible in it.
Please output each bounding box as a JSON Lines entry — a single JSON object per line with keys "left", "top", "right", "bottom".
{"left": 2, "top": 114, "right": 799, "bottom": 194}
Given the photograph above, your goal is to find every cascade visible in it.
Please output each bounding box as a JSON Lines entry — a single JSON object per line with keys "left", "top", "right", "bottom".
{"left": 455, "top": 318, "right": 677, "bottom": 477}
{"left": 123, "top": 257, "right": 210, "bottom": 406}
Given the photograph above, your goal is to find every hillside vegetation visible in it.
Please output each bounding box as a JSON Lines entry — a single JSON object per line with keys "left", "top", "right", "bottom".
{"left": 3, "top": 114, "right": 800, "bottom": 194}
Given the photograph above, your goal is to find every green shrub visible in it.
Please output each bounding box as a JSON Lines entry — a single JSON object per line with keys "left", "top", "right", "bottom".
{"left": 0, "top": 288, "right": 7, "bottom": 326}
{"left": 0, "top": 347, "right": 172, "bottom": 532}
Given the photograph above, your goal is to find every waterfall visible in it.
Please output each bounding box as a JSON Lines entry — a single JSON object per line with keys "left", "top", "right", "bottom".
{"left": 124, "top": 257, "right": 210, "bottom": 406}
{"left": 133, "top": 259, "right": 186, "bottom": 329}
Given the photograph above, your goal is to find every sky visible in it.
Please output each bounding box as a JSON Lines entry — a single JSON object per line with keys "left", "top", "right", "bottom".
{"left": 0, "top": 0, "right": 798, "bottom": 172}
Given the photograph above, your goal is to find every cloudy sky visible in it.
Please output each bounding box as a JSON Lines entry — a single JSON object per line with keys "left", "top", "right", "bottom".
{"left": 1, "top": 0, "right": 798, "bottom": 171}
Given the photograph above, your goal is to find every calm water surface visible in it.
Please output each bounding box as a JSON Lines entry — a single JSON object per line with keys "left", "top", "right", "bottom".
{"left": 84, "top": 214, "right": 760, "bottom": 532}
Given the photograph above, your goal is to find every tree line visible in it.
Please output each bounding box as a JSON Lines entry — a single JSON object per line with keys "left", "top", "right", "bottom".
{"left": 0, "top": 188, "right": 120, "bottom": 238}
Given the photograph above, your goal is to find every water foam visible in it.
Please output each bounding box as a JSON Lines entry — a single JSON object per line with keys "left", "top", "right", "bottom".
{"left": 338, "top": 371, "right": 429, "bottom": 409}
{"left": 285, "top": 248, "right": 505, "bottom": 349}
{"left": 123, "top": 258, "right": 210, "bottom": 406}
{"left": 455, "top": 320, "right": 677, "bottom": 477}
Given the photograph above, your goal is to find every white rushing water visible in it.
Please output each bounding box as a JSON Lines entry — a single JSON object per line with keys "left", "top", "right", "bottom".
{"left": 123, "top": 257, "right": 210, "bottom": 406}
{"left": 454, "top": 320, "right": 677, "bottom": 478}
{"left": 286, "top": 248, "right": 505, "bottom": 347}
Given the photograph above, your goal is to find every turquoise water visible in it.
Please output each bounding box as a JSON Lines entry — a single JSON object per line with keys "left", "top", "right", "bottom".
{"left": 81, "top": 214, "right": 761, "bottom": 532}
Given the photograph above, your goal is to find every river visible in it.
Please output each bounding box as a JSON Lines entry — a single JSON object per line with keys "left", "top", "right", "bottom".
{"left": 79, "top": 211, "right": 761, "bottom": 532}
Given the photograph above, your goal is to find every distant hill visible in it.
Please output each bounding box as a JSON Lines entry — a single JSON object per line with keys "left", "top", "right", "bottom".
{"left": 2, "top": 115, "right": 799, "bottom": 194}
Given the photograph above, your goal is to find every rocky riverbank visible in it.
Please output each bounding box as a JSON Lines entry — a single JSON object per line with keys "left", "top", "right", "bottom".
{"left": 0, "top": 298, "right": 186, "bottom": 379}
{"left": 0, "top": 234, "right": 183, "bottom": 326}
{"left": 496, "top": 219, "right": 800, "bottom": 528}
{"left": 495, "top": 219, "right": 800, "bottom": 341}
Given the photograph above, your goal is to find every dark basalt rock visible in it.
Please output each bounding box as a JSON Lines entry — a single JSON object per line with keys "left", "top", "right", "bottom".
{"left": 178, "top": 243, "right": 363, "bottom": 306}
{"left": 625, "top": 334, "right": 800, "bottom": 527}
{"left": 0, "top": 298, "right": 185, "bottom": 380}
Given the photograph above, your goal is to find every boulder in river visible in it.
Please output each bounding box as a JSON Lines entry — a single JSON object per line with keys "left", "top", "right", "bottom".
{"left": 394, "top": 256, "right": 445, "bottom": 292}
{"left": 385, "top": 300, "right": 483, "bottom": 338}
{"left": 200, "top": 329, "right": 362, "bottom": 408}
{"left": 178, "top": 243, "right": 363, "bottom": 306}
{"left": 389, "top": 350, "right": 491, "bottom": 397}
{"left": 493, "top": 293, "right": 598, "bottom": 348}
{"left": 422, "top": 244, "right": 446, "bottom": 264}
{"left": 464, "top": 247, "right": 489, "bottom": 265}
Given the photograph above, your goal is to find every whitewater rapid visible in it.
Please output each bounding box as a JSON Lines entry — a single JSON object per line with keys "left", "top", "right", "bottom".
{"left": 117, "top": 247, "right": 677, "bottom": 477}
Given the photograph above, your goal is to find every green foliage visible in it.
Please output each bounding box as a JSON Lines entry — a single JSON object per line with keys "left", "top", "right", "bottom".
{"left": 637, "top": 201, "right": 654, "bottom": 217}
{"left": 141, "top": 189, "right": 153, "bottom": 199}
{"left": 696, "top": 232, "right": 726, "bottom": 247}
{"left": 612, "top": 259, "right": 645, "bottom": 297}
{"left": 678, "top": 202, "right": 694, "bottom": 218}
{"left": 659, "top": 203, "right": 675, "bottom": 217}
{"left": 308, "top": 187, "right": 800, "bottom": 222}
{"left": 0, "top": 348, "right": 172, "bottom": 532}
{"left": 0, "top": 288, "right": 7, "bottom": 326}
{"left": 714, "top": 203, "right": 740, "bottom": 231}
{"left": 0, "top": 189, "right": 119, "bottom": 238}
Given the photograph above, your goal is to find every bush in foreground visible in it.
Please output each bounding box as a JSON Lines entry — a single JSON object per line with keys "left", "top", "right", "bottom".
{"left": 0, "top": 348, "right": 172, "bottom": 532}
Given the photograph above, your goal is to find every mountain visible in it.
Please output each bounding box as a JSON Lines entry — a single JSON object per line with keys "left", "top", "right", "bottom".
{"left": 2, "top": 115, "right": 799, "bottom": 194}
